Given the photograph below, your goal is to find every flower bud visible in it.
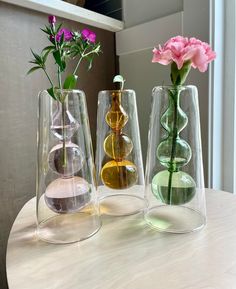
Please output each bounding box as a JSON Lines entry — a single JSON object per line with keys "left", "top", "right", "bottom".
{"left": 48, "top": 15, "right": 56, "bottom": 24}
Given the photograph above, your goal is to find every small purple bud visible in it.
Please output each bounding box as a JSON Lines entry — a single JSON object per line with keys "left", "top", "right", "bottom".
{"left": 50, "top": 35, "right": 55, "bottom": 42}
{"left": 48, "top": 15, "right": 56, "bottom": 24}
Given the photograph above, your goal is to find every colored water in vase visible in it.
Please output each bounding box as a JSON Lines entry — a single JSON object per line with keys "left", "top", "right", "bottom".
{"left": 152, "top": 170, "right": 195, "bottom": 205}
{"left": 101, "top": 91, "right": 138, "bottom": 189}
{"left": 101, "top": 160, "right": 138, "bottom": 189}
{"left": 45, "top": 177, "right": 91, "bottom": 213}
{"left": 104, "top": 132, "right": 133, "bottom": 160}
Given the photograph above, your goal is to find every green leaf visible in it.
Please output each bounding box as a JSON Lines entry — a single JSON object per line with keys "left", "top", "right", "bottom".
{"left": 53, "top": 50, "right": 60, "bottom": 64}
{"left": 42, "top": 49, "right": 52, "bottom": 63}
{"left": 94, "top": 43, "right": 102, "bottom": 54}
{"left": 55, "top": 23, "right": 62, "bottom": 34}
{"left": 60, "top": 32, "right": 65, "bottom": 46}
{"left": 73, "top": 31, "right": 81, "bottom": 39}
{"left": 61, "top": 60, "right": 66, "bottom": 71}
{"left": 85, "top": 55, "right": 94, "bottom": 71}
{"left": 29, "top": 60, "right": 38, "bottom": 65}
{"left": 30, "top": 49, "right": 42, "bottom": 63}
{"left": 63, "top": 74, "right": 78, "bottom": 89}
{"left": 113, "top": 75, "right": 125, "bottom": 90}
{"left": 113, "top": 75, "right": 124, "bottom": 83}
{"left": 42, "top": 46, "right": 55, "bottom": 52}
{"left": 53, "top": 50, "right": 66, "bottom": 72}
{"left": 47, "top": 87, "right": 57, "bottom": 100}
{"left": 170, "top": 61, "right": 191, "bottom": 86}
{"left": 27, "top": 66, "right": 42, "bottom": 75}
{"left": 40, "top": 26, "right": 51, "bottom": 35}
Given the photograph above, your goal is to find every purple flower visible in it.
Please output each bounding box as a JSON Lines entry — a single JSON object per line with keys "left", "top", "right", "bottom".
{"left": 48, "top": 15, "right": 56, "bottom": 24}
{"left": 81, "top": 28, "right": 96, "bottom": 43}
{"left": 56, "top": 28, "right": 73, "bottom": 42}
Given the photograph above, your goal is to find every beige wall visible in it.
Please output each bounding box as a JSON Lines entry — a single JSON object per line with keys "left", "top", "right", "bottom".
{"left": 122, "top": 0, "right": 183, "bottom": 27}
{"left": 119, "top": 50, "right": 171, "bottom": 164}
{"left": 0, "top": 3, "right": 116, "bottom": 288}
{"left": 182, "top": 0, "right": 210, "bottom": 185}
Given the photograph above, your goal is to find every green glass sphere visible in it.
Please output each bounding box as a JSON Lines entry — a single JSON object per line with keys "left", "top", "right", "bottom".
{"left": 157, "top": 138, "right": 192, "bottom": 170}
{"left": 151, "top": 170, "right": 196, "bottom": 205}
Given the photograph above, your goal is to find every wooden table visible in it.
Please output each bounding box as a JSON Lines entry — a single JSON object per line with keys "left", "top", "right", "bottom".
{"left": 6, "top": 189, "right": 236, "bottom": 289}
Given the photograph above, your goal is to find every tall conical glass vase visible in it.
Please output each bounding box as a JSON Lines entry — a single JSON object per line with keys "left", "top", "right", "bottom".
{"left": 36, "top": 89, "right": 101, "bottom": 244}
{"left": 96, "top": 90, "right": 145, "bottom": 216}
{"left": 144, "top": 85, "right": 206, "bottom": 233}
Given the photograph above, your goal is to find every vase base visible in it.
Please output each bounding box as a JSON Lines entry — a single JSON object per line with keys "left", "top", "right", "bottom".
{"left": 144, "top": 205, "right": 206, "bottom": 233}
{"left": 99, "top": 191, "right": 145, "bottom": 217}
{"left": 37, "top": 210, "right": 101, "bottom": 244}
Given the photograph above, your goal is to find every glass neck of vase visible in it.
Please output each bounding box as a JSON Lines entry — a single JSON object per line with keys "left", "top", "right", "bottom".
{"left": 111, "top": 91, "right": 122, "bottom": 108}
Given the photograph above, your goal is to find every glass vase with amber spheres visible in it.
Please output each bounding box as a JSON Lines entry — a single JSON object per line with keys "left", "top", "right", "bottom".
{"left": 96, "top": 89, "right": 145, "bottom": 216}
{"left": 36, "top": 89, "right": 101, "bottom": 244}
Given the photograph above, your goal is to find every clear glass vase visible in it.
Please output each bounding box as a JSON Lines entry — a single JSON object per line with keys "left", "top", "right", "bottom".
{"left": 96, "top": 90, "right": 145, "bottom": 216}
{"left": 144, "top": 85, "right": 206, "bottom": 233}
{"left": 36, "top": 89, "right": 101, "bottom": 244}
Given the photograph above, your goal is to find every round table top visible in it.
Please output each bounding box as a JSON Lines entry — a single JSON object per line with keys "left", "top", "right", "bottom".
{"left": 7, "top": 189, "right": 236, "bottom": 289}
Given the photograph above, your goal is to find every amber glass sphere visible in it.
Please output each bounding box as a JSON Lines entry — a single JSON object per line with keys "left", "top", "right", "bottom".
{"left": 105, "top": 91, "right": 128, "bottom": 130}
{"left": 101, "top": 160, "right": 138, "bottom": 189}
{"left": 105, "top": 106, "right": 128, "bottom": 130}
{"left": 104, "top": 132, "right": 133, "bottom": 160}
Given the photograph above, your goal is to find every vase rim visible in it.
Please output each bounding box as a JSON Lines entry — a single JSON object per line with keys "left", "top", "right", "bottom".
{"left": 99, "top": 89, "right": 135, "bottom": 93}
{"left": 152, "top": 85, "right": 198, "bottom": 95}
{"left": 53, "top": 88, "right": 84, "bottom": 93}
{"left": 153, "top": 85, "right": 197, "bottom": 90}
{"left": 40, "top": 89, "right": 85, "bottom": 94}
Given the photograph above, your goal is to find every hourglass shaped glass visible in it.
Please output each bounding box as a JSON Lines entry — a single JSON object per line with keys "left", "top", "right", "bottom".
{"left": 96, "top": 89, "right": 145, "bottom": 216}
{"left": 144, "top": 86, "right": 206, "bottom": 233}
{"left": 152, "top": 88, "right": 195, "bottom": 205}
{"left": 36, "top": 89, "right": 101, "bottom": 244}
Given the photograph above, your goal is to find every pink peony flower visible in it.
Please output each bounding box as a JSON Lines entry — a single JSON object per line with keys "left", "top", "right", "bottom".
{"left": 81, "top": 28, "right": 96, "bottom": 43}
{"left": 152, "top": 36, "right": 216, "bottom": 73}
{"left": 56, "top": 28, "right": 73, "bottom": 42}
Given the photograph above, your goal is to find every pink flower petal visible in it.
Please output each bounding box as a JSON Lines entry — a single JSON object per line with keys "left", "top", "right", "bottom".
{"left": 152, "top": 36, "right": 216, "bottom": 73}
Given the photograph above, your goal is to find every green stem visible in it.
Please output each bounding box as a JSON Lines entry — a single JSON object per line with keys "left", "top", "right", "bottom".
{"left": 167, "top": 87, "right": 179, "bottom": 204}
{"left": 57, "top": 67, "right": 62, "bottom": 90}
{"left": 73, "top": 44, "right": 88, "bottom": 75}
{"left": 72, "top": 48, "right": 96, "bottom": 75}
{"left": 49, "top": 25, "right": 67, "bottom": 170}
{"left": 73, "top": 56, "right": 83, "bottom": 75}
{"left": 83, "top": 50, "right": 95, "bottom": 58}
{"left": 54, "top": 43, "right": 66, "bottom": 168}
{"left": 54, "top": 33, "right": 62, "bottom": 90}
{"left": 56, "top": 62, "right": 66, "bottom": 169}
{"left": 62, "top": 100, "right": 67, "bottom": 169}
{"left": 54, "top": 41, "right": 66, "bottom": 169}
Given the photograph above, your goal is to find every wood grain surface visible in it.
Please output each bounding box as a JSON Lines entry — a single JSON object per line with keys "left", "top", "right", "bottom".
{"left": 7, "top": 189, "right": 236, "bottom": 289}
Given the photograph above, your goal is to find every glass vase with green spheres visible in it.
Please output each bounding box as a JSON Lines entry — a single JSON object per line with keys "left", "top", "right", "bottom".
{"left": 144, "top": 85, "right": 206, "bottom": 233}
